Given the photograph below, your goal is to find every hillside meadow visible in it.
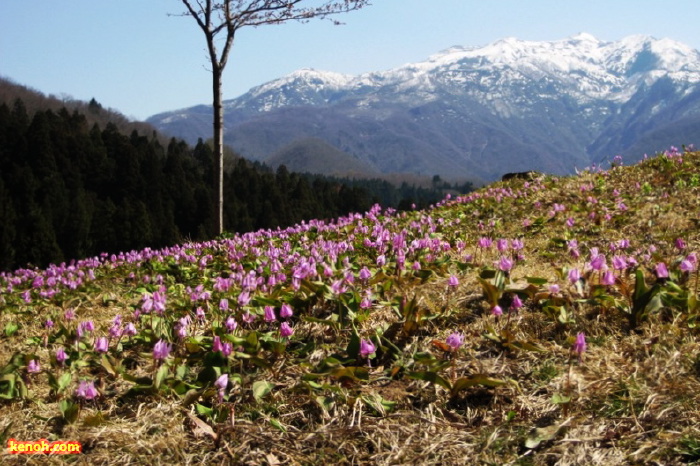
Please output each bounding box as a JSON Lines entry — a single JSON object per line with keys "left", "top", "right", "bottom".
{"left": 1, "top": 147, "right": 700, "bottom": 465}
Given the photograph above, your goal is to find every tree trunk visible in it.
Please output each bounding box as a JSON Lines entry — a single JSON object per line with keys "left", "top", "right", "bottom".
{"left": 212, "top": 66, "right": 224, "bottom": 235}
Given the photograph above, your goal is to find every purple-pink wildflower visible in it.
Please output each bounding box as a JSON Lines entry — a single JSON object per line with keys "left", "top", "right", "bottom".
{"left": 27, "top": 359, "right": 41, "bottom": 374}
{"left": 280, "top": 322, "right": 294, "bottom": 339}
{"left": 94, "top": 336, "right": 109, "bottom": 353}
{"left": 510, "top": 294, "right": 523, "bottom": 311}
{"left": 359, "top": 338, "right": 376, "bottom": 358}
{"left": 655, "top": 262, "right": 669, "bottom": 279}
{"left": 498, "top": 256, "right": 514, "bottom": 272}
{"left": 448, "top": 275, "right": 459, "bottom": 288}
{"left": 280, "top": 303, "right": 293, "bottom": 319}
{"left": 76, "top": 380, "right": 98, "bottom": 400}
{"left": 225, "top": 316, "right": 238, "bottom": 332}
{"left": 568, "top": 268, "right": 581, "bottom": 283}
{"left": 601, "top": 270, "right": 615, "bottom": 286}
{"left": 572, "top": 332, "right": 587, "bottom": 362}
{"left": 264, "top": 305, "right": 277, "bottom": 322}
{"left": 445, "top": 332, "right": 464, "bottom": 351}
{"left": 215, "top": 373, "right": 228, "bottom": 403}
{"left": 56, "top": 347, "right": 68, "bottom": 365}
{"left": 153, "top": 339, "right": 171, "bottom": 361}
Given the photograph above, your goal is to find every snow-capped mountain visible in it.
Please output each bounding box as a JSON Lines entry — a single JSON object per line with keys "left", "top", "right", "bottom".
{"left": 148, "top": 34, "right": 700, "bottom": 181}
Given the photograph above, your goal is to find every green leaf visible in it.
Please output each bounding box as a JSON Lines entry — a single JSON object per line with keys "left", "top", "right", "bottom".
{"left": 477, "top": 277, "right": 501, "bottom": 306}
{"left": 315, "top": 395, "right": 335, "bottom": 414}
{"left": 346, "top": 329, "right": 360, "bottom": 362}
{"left": 100, "top": 354, "right": 118, "bottom": 376}
{"left": 331, "top": 366, "right": 369, "bottom": 384}
{"left": 361, "top": 394, "right": 396, "bottom": 416}
{"left": 181, "top": 389, "right": 202, "bottom": 407}
{"left": 525, "top": 426, "right": 558, "bottom": 450}
{"left": 195, "top": 402, "right": 214, "bottom": 417}
{"left": 407, "top": 371, "right": 452, "bottom": 391}
{"left": 252, "top": 380, "right": 274, "bottom": 403}
{"left": 451, "top": 374, "right": 508, "bottom": 394}
{"left": 514, "top": 341, "right": 546, "bottom": 352}
{"left": 0, "top": 421, "right": 12, "bottom": 444}
{"left": 59, "top": 400, "right": 80, "bottom": 424}
{"left": 4, "top": 322, "right": 19, "bottom": 337}
{"left": 269, "top": 418, "right": 287, "bottom": 433}
{"left": 154, "top": 365, "right": 169, "bottom": 390}
{"left": 58, "top": 373, "right": 72, "bottom": 393}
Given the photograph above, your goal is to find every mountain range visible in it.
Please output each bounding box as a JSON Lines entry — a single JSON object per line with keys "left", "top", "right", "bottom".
{"left": 148, "top": 33, "right": 700, "bottom": 182}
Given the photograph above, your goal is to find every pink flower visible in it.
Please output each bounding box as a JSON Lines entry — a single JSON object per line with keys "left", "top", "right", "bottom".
{"left": 237, "top": 290, "right": 251, "bottom": 308}
{"left": 675, "top": 238, "right": 686, "bottom": 250}
{"left": 215, "top": 373, "right": 228, "bottom": 391}
{"left": 212, "top": 336, "right": 223, "bottom": 352}
{"left": 589, "top": 252, "right": 606, "bottom": 271}
{"left": 445, "top": 332, "right": 464, "bottom": 350}
{"left": 56, "top": 347, "right": 68, "bottom": 365}
{"left": 123, "top": 322, "right": 137, "bottom": 336}
{"left": 572, "top": 332, "right": 587, "bottom": 361}
{"left": 215, "top": 373, "right": 228, "bottom": 403}
{"left": 448, "top": 275, "right": 459, "bottom": 288}
{"left": 478, "top": 237, "right": 492, "bottom": 249}
{"left": 153, "top": 339, "right": 172, "bottom": 361}
{"left": 498, "top": 256, "right": 514, "bottom": 272}
{"left": 76, "top": 380, "right": 98, "bottom": 400}
{"left": 219, "top": 298, "right": 229, "bottom": 312}
{"left": 680, "top": 259, "right": 695, "bottom": 272}
{"left": 655, "top": 262, "right": 669, "bottom": 279}
{"left": 264, "top": 305, "right": 277, "bottom": 322}
{"left": 510, "top": 294, "right": 523, "bottom": 311}
{"left": 280, "top": 322, "right": 294, "bottom": 339}
{"left": 601, "top": 270, "right": 615, "bottom": 286}
{"left": 568, "top": 268, "right": 581, "bottom": 283}
{"left": 359, "top": 267, "right": 372, "bottom": 282}
{"left": 225, "top": 316, "right": 238, "bottom": 332}
{"left": 491, "top": 305, "right": 503, "bottom": 317}
{"left": 27, "top": 359, "right": 41, "bottom": 374}
{"left": 612, "top": 255, "right": 627, "bottom": 270}
{"left": 359, "top": 339, "right": 376, "bottom": 358}
{"left": 549, "top": 284, "right": 560, "bottom": 295}
{"left": 280, "top": 303, "right": 293, "bottom": 319}
{"left": 94, "top": 336, "right": 109, "bottom": 353}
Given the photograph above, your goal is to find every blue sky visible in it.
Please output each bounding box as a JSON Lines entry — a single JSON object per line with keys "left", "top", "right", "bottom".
{"left": 2, "top": 0, "right": 700, "bottom": 120}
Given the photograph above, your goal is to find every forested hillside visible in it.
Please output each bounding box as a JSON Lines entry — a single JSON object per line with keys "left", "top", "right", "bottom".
{"left": 0, "top": 88, "right": 471, "bottom": 272}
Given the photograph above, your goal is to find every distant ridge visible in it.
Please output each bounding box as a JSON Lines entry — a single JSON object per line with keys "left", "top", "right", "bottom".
{"left": 149, "top": 34, "right": 700, "bottom": 181}
{"left": 265, "top": 137, "right": 378, "bottom": 177}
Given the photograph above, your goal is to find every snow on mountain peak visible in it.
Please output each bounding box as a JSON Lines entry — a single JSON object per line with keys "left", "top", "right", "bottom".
{"left": 226, "top": 34, "right": 700, "bottom": 113}
{"left": 569, "top": 32, "right": 599, "bottom": 43}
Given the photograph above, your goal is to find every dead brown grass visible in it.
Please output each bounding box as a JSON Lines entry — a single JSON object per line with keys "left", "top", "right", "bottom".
{"left": 2, "top": 151, "right": 700, "bottom": 465}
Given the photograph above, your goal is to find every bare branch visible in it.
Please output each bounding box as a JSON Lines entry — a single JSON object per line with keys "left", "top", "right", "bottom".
{"left": 178, "top": 0, "right": 371, "bottom": 234}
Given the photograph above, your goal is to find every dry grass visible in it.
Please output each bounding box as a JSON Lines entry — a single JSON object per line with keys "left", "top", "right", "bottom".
{"left": 2, "top": 150, "right": 700, "bottom": 465}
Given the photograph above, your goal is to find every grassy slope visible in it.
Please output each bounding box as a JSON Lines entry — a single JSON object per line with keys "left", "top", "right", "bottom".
{"left": 1, "top": 150, "right": 700, "bottom": 465}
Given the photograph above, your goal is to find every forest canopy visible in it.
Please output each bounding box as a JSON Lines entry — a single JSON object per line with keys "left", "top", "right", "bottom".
{"left": 0, "top": 96, "right": 472, "bottom": 272}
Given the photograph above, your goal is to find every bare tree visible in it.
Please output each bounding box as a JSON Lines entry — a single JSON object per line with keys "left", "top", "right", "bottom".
{"left": 179, "top": 0, "right": 371, "bottom": 235}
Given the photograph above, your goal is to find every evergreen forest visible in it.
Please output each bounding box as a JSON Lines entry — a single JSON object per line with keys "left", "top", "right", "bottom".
{"left": 0, "top": 96, "right": 472, "bottom": 272}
